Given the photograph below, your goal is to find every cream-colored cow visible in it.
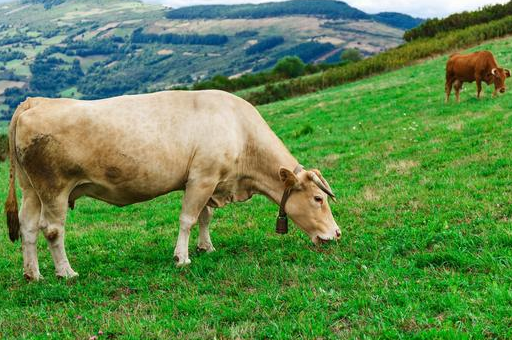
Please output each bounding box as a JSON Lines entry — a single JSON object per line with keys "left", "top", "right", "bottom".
{"left": 5, "top": 90, "right": 340, "bottom": 281}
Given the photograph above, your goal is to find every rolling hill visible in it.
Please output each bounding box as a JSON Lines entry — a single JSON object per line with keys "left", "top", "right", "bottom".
{"left": 1, "top": 30, "right": 512, "bottom": 339}
{"left": 165, "top": 0, "right": 423, "bottom": 30}
{"left": 0, "top": 0, "right": 422, "bottom": 117}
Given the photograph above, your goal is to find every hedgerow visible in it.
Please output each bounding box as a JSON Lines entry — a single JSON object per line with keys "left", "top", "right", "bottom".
{"left": 404, "top": 1, "right": 512, "bottom": 41}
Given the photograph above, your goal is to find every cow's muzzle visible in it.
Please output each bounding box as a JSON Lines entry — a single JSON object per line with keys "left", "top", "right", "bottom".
{"left": 500, "top": 88, "right": 506, "bottom": 93}
{"left": 313, "top": 229, "right": 341, "bottom": 244}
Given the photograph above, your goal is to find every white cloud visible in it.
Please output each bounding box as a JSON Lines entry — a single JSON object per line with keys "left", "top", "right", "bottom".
{"left": 143, "top": 0, "right": 509, "bottom": 18}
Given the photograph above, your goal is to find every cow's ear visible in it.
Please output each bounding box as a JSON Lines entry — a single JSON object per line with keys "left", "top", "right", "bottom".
{"left": 505, "top": 69, "right": 511, "bottom": 78}
{"left": 279, "top": 167, "right": 299, "bottom": 188}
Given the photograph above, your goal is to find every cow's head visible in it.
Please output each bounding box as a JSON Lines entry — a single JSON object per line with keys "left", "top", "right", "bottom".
{"left": 490, "top": 67, "right": 511, "bottom": 94}
{"left": 278, "top": 167, "right": 340, "bottom": 244}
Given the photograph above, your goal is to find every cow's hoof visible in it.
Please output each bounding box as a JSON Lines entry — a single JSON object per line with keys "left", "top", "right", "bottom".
{"left": 174, "top": 255, "right": 191, "bottom": 267}
{"left": 197, "top": 243, "right": 216, "bottom": 253}
{"left": 24, "top": 272, "right": 42, "bottom": 281}
{"left": 56, "top": 268, "right": 79, "bottom": 279}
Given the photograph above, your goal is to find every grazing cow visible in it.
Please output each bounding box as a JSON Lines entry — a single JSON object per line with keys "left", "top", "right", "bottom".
{"left": 5, "top": 90, "right": 341, "bottom": 280}
{"left": 445, "top": 51, "right": 510, "bottom": 103}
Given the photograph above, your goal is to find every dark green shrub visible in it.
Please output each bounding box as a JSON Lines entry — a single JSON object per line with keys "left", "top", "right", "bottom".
{"left": 341, "top": 48, "right": 363, "bottom": 63}
{"left": 273, "top": 56, "right": 306, "bottom": 78}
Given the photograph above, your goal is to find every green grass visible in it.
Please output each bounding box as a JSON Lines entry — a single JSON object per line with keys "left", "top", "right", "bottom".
{"left": 50, "top": 52, "right": 77, "bottom": 63}
{"left": 0, "top": 121, "right": 8, "bottom": 134}
{"left": 5, "top": 59, "right": 31, "bottom": 77}
{"left": 59, "top": 86, "right": 82, "bottom": 98}
{"left": 2, "top": 37, "right": 512, "bottom": 339}
{"left": 77, "top": 55, "right": 109, "bottom": 70}
{"left": 42, "top": 35, "right": 68, "bottom": 45}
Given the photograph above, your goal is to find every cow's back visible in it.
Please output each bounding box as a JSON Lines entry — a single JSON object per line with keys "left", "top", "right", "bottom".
{"left": 14, "top": 90, "right": 265, "bottom": 204}
{"left": 447, "top": 51, "right": 498, "bottom": 81}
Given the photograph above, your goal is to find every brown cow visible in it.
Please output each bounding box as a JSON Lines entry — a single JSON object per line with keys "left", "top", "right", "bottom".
{"left": 445, "top": 51, "right": 510, "bottom": 103}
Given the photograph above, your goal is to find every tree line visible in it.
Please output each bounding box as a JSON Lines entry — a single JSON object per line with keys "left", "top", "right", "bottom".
{"left": 192, "top": 49, "right": 361, "bottom": 93}
{"left": 22, "top": 0, "right": 65, "bottom": 10}
{"left": 165, "top": 0, "right": 368, "bottom": 20}
{"left": 246, "top": 36, "right": 284, "bottom": 55}
{"left": 131, "top": 28, "right": 228, "bottom": 46}
{"left": 404, "top": 1, "right": 512, "bottom": 41}
{"left": 0, "top": 50, "right": 26, "bottom": 63}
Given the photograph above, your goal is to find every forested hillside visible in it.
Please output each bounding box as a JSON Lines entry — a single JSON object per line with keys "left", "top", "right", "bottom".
{"left": 165, "top": 0, "right": 423, "bottom": 30}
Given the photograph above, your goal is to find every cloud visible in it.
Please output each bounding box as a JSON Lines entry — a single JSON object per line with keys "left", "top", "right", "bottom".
{"left": 143, "top": 0, "right": 509, "bottom": 18}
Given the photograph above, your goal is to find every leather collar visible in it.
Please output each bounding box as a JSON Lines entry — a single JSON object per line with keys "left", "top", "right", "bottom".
{"left": 275, "top": 164, "right": 303, "bottom": 234}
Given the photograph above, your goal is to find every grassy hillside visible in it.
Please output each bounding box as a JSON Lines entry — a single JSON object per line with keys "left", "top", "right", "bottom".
{"left": 1, "top": 36, "right": 512, "bottom": 339}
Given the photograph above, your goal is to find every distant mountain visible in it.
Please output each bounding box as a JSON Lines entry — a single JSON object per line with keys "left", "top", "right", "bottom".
{"left": 165, "top": 0, "right": 423, "bottom": 30}
{"left": 371, "top": 12, "right": 424, "bottom": 30}
{"left": 22, "top": 0, "right": 65, "bottom": 9}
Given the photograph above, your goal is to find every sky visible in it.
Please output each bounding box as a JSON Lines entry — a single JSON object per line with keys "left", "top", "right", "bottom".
{"left": 143, "top": 0, "right": 509, "bottom": 19}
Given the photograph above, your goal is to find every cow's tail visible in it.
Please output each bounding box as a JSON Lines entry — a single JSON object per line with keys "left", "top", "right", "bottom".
{"left": 5, "top": 99, "right": 31, "bottom": 242}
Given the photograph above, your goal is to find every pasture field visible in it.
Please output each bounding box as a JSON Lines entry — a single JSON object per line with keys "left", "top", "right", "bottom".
{"left": 1, "top": 37, "right": 512, "bottom": 339}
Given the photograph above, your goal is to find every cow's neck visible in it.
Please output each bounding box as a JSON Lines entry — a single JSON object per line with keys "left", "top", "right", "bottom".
{"left": 241, "top": 136, "right": 299, "bottom": 205}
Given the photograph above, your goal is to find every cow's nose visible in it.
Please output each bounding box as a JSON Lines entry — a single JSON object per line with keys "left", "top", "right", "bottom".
{"left": 500, "top": 88, "right": 506, "bottom": 93}
{"left": 335, "top": 229, "right": 341, "bottom": 238}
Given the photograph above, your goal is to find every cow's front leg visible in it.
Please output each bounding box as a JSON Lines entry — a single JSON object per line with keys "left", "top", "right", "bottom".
{"left": 174, "top": 180, "right": 216, "bottom": 267}
{"left": 19, "top": 189, "right": 42, "bottom": 281}
{"left": 40, "top": 195, "right": 77, "bottom": 279}
{"left": 476, "top": 78, "right": 482, "bottom": 98}
{"left": 197, "top": 206, "right": 215, "bottom": 252}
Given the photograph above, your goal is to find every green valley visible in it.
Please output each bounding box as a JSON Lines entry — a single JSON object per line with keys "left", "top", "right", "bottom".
{"left": 0, "top": 0, "right": 420, "bottom": 117}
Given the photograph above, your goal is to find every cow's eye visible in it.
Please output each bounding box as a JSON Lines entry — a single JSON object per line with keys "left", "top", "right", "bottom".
{"left": 314, "top": 196, "right": 323, "bottom": 204}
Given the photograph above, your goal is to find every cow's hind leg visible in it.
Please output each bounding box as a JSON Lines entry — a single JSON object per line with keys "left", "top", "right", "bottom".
{"left": 40, "top": 194, "right": 77, "bottom": 278}
{"left": 174, "top": 179, "right": 216, "bottom": 266}
{"left": 454, "top": 80, "right": 463, "bottom": 103}
{"left": 19, "top": 188, "right": 42, "bottom": 281}
{"left": 197, "top": 206, "right": 215, "bottom": 253}
{"left": 445, "top": 78, "right": 454, "bottom": 103}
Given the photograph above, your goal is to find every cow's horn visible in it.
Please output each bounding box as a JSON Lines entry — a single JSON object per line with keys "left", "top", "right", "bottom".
{"left": 308, "top": 171, "right": 336, "bottom": 201}
{"left": 492, "top": 68, "right": 498, "bottom": 76}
